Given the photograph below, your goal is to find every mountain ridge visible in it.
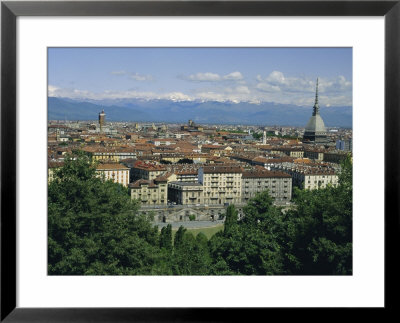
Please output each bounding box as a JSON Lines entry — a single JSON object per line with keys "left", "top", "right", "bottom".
{"left": 48, "top": 97, "right": 352, "bottom": 128}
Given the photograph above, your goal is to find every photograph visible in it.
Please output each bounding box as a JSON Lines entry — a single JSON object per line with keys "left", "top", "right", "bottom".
{"left": 47, "top": 47, "right": 353, "bottom": 276}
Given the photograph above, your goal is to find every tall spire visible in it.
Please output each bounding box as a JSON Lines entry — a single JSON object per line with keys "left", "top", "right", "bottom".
{"left": 313, "top": 78, "right": 320, "bottom": 116}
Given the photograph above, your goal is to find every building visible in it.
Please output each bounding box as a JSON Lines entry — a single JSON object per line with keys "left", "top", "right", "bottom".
{"left": 198, "top": 166, "right": 242, "bottom": 205}
{"left": 286, "top": 167, "right": 338, "bottom": 190}
{"left": 131, "top": 161, "right": 167, "bottom": 181}
{"left": 181, "top": 119, "right": 204, "bottom": 132}
{"left": 242, "top": 170, "right": 292, "bottom": 204}
{"left": 251, "top": 156, "right": 294, "bottom": 170}
{"left": 98, "top": 109, "right": 106, "bottom": 132}
{"left": 83, "top": 146, "right": 136, "bottom": 162}
{"left": 175, "top": 170, "right": 198, "bottom": 183}
{"left": 336, "top": 139, "right": 352, "bottom": 151}
{"left": 96, "top": 163, "right": 130, "bottom": 187}
{"left": 303, "top": 78, "right": 329, "bottom": 144}
{"left": 324, "top": 150, "right": 350, "bottom": 163}
{"left": 129, "top": 177, "right": 168, "bottom": 205}
{"left": 272, "top": 147, "right": 304, "bottom": 158}
{"left": 48, "top": 161, "right": 64, "bottom": 182}
{"left": 304, "top": 148, "right": 325, "bottom": 161}
{"left": 168, "top": 182, "right": 204, "bottom": 205}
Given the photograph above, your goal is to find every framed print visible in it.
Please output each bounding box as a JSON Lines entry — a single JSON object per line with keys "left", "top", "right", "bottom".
{"left": 1, "top": 0, "right": 399, "bottom": 321}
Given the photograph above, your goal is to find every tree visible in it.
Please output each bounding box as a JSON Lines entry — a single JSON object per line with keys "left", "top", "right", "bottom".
{"left": 174, "top": 225, "right": 187, "bottom": 248}
{"left": 209, "top": 191, "right": 285, "bottom": 275}
{"left": 171, "top": 230, "right": 212, "bottom": 275}
{"left": 283, "top": 155, "right": 353, "bottom": 275}
{"left": 48, "top": 152, "right": 163, "bottom": 275}
{"left": 224, "top": 205, "right": 238, "bottom": 234}
{"left": 160, "top": 224, "right": 173, "bottom": 251}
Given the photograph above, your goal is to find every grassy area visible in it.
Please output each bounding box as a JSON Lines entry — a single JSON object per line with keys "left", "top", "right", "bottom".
{"left": 171, "top": 223, "right": 224, "bottom": 240}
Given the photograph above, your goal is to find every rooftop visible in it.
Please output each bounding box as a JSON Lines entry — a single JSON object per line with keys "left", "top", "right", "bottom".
{"left": 242, "top": 170, "right": 291, "bottom": 179}
{"left": 96, "top": 163, "right": 130, "bottom": 170}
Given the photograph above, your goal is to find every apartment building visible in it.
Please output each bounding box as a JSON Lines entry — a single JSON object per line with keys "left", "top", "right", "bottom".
{"left": 168, "top": 182, "right": 204, "bottom": 205}
{"left": 242, "top": 170, "right": 292, "bottom": 203}
{"left": 84, "top": 146, "right": 136, "bottom": 162}
{"left": 284, "top": 166, "right": 338, "bottom": 190}
{"left": 198, "top": 166, "right": 242, "bottom": 205}
{"left": 270, "top": 147, "right": 304, "bottom": 158}
{"left": 131, "top": 161, "right": 167, "bottom": 181}
{"left": 304, "top": 148, "right": 325, "bottom": 161}
{"left": 129, "top": 177, "right": 168, "bottom": 205}
{"left": 96, "top": 163, "right": 130, "bottom": 187}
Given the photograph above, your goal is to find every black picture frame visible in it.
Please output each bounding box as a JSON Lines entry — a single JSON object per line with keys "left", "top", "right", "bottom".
{"left": 1, "top": 0, "right": 399, "bottom": 321}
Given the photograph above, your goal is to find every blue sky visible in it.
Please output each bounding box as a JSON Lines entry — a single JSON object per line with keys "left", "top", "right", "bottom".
{"left": 48, "top": 47, "right": 352, "bottom": 107}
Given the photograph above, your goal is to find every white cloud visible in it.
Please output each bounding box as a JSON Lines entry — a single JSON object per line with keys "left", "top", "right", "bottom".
{"left": 266, "top": 70, "right": 286, "bottom": 84}
{"left": 184, "top": 71, "right": 243, "bottom": 82}
{"left": 48, "top": 70, "right": 352, "bottom": 107}
{"left": 235, "top": 86, "right": 250, "bottom": 94}
{"left": 48, "top": 85, "right": 192, "bottom": 102}
{"left": 223, "top": 71, "right": 243, "bottom": 81}
{"left": 256, "top": 83, "right": 281, "bottom": 93}
{"left": 130, "top": 73, "right": 154, "bottom": 81}
{"left": 186, "top": 72, "right": 221, "bottom": 82}
{"left": 48, "top": 85, "right": 91, "bottom": 98}
{"left": 48, "top": 85, "right": 59, "bottom": 96}
{"left": 256, "top": 71, "right": 352, "bottom": 94}
{"left": 255, "top": 71, "right": 352, "bottom": 106}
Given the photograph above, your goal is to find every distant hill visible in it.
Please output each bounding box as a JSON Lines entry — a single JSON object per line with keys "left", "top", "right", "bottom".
{"left": 48, "top": 97, "right": 352, "bottom": 127}
{"left": 48, "top": 97, "right": 151, "bottom": 122}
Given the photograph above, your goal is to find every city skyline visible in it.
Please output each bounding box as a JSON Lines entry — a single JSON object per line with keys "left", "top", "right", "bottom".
{"left": 48, "top": 47, "right": 352, "bottom": 107}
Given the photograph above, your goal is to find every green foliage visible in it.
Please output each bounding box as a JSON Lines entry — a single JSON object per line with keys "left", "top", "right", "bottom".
{"left": 283, "top": 155, "right": 353, "bottom": 275}
{"left": 174, "top": 226, "right": 187, "bottom": 248}
{"left": 172, "top": 231, "right": 212, "bottom": 275}
{"left": 252, "top": 133, "right": 263, "bottom": 140}
{"left": 48, "top": 152, "right": 164, "bottom": 275}
{"left": 160, "top": 224, "right": 173, "bottom": 251}
{"left": 189, "top": 214, "right": 196, "bottom": 221}
{"left": 224, "top": 204, "right": 238, "bottom": 234}
{"left": 209, "top": 194, "right": 285, "bottom": 275}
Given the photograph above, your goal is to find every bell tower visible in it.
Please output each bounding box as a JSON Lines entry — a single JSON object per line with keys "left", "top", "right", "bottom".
{"left": 98, "top": 109, "right": 106, "bottom": 132}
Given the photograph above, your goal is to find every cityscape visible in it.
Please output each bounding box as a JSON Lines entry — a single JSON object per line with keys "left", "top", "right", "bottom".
{"left": 48, "top": 48, "right": 352, "bottom": 275}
